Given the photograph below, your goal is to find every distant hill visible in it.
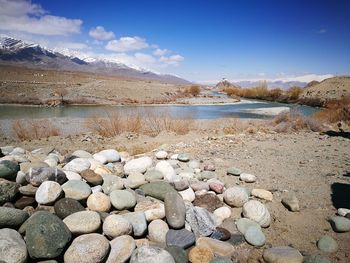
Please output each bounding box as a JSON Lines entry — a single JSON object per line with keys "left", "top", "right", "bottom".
{"left": 0, "top": 35, "right": 190, "bottom": 85}
{"left": 301, "top": 76, "right": 350, "bottom": 101}
{"left": 214, "top": 79, "right": 241, "bottom": 89}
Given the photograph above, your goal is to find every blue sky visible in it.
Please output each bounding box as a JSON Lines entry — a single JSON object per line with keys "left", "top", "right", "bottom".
{"left": 0, "top": 0, "right": 349, "bottom": 83}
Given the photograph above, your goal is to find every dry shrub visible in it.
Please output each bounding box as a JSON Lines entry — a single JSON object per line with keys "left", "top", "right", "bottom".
{"left": 286, "top": 86, "right": 303, "bottom": 100}
{"left": 222, "top": 119, "right": 270, "bottom": 134}
{"left": 12, "top": 119, "right": 60, "bottom": 141}
{"left": 272, "top": 109, "right": 323, "bottom": 132}
{"left": 313, "top": 96, "right": 350, "bottom": 124}
{"left": 183, "top": 85, "right": 201, "bottom": 96}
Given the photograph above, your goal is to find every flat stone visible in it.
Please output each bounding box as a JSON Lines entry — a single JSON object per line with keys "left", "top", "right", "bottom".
{"left": 35, "top": 181, "right": 62, "bottom": 205}
{"left": 227, "top": 167, "right": 241, "bottom": 176}
{"left": 303, "top": 255, "right": 331, "bottom": 263}
{"left": 64, "top": 234, "right": 110, "bottom": 263}
{"left": 0, "top": 178, "right": 19, "bottom": 205}
{"left": 126, "top": 171, "right": 147, "bottom": 189}
{"left": 189, "top": 246, "right": 214, "bottom": 263}
{"left": 80, "top": 169, "right": 103, "bottom": 185}
{"left": 156, "top": 150, "right": 168, "bottom": 159}
{"left": 190, "top": 181, "right": 209, "bottom": 191}
{"left": 281, "top": 192, "right": 300, "bottom": 212}
{"left": 140, "top": 181, "right": 176, "bottom": 201}
{"left": 177, "top": 153, "right": 190, "bottom": 162}
{"left": 0, "top": 207, "right": 29, "bottom": 228}
{"left": 106, "top": 235, "right": 136, "bottom": 263}
{"left": 72, "top": 150, "right": 92, "bottom": 159}
{"left": 251, "top": 189, "right": 273, "bottom": 201}
{"left": 124, "top": 156, "right": 153, "bottom": 175}
{"left": 148, "top": 219, "right": 169, "bottom": 243}
{"left": 196, "top": 237, "right": 235, "bottom": 257}
{"left": 15, "top": 196, "right": 36, "bottom": 209}
{"left": 0, "top": 228, "right": 27, "bottom": 263}
{"left": 123, "top": 211, "right": 147, "bottom": 237}
{"left": 0, "top": 160, "right": 19, "bottom": 180}
{"left": 63, "top": 211, "right": 101, "bottom": 235}
{"left": 144, "top": 169, "right": 164, "bottom": 182}
{"left": 130, "top": 246, "right": 175, "bottom": 263}
{"left": 317, "top": 235, "right": 338, "bottom": 253}
{"left": 165, "top": 246, "right": 188, "bottom": 263}
{"left": 239, "top": 173, "right": 257, "bottom": 183}
{"left": 186, "top": 204, "right": 216, "bottom": 237}
{"left": 224, "top": 187, "right": 249, "bottom": 207}
{"left": 19, "top": 184, "right": 38, "bottom": 196}
{"left": 329, "top": 216, "right": 350, "bottom": 232}
{"left": 103, "top": 214, "right": 132, "bottom": 238}
{"left": 110, "top": 190, "right": 136, "bottom": 210}
{"left": 63, "top": 158, "right": 91, "bottom": 173}
{"left": 62, "top": 180, "right": 91, "bottom": 200}
{"left": 236, "top": 218, "right": 262, "bottom": 234}
{"left": 210, "top": 227, "right": 231, "bottom": 241}
{"left": 263, "top": 246, "right": 303, "bottom": 263}
{"left": 87, "top": 192, "right": 111, "bottom": 212}
{"left": 165, "top": 191, "right": 186, "bottom": 229}
{"left": 244, "top": 226, "right": 265, "bottom": 247}
{"left": 166, "top": 228, "right": 195, "bottom": 249}
{"left": 193, "top": 193, "right": 224, "bottom": 213}
{"left": 54, "top": 198, "right": 85, "bottom": 219}
{"left": 25, "top": 167, "right": 67, "bottom": 186}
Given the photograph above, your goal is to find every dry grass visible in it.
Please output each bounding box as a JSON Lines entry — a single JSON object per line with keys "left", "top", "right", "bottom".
{"left": 313, "top": 96, "right": 350, "bottom": 124}
{"left": 222, "top": 119, "right": 271, "bottom": 135}
{"left": 84, "top": 111, "right": 196, "bottom": 137}
{"left": 183, "top": 85, "right": 201, "bottom": 96}
{"left": 12, "top": 119, "right": 60, "bottom": 141}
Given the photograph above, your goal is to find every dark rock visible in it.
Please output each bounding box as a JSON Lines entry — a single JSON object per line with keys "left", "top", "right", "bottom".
{"left": 345, "top": 213, "right": 350, "bottom": 220}
{"left": 193, "top": 193, "right": 224, "bottom": 213}
{"left": 0, "top": 160, "right": 20, "bottom": 180}
{"left": 140, "top": 181, "right": 176, "bottom": 201}
{"left": 25, "top": 167, "right": 67, "bottom": 186}
{"left": 210, "top": 227, "right": 231, "bottom": 241}
{"left": 165, "top": 246, "right": 188, "bottom": 263}
{"left": 0, "top": 178, "right": 19, "bottom": 205}
{"left": 165, "top": 191, "right": 186, "bottom": 229}
{"left": 0, "top": 207, "right": 29, "bottom": 228}
{"left": 80, "top": 169, "right": 103, "bottom": 186}
{"left": 0, "top": 148, "right": 3, "bottom": 157}
{"left": 227, "top": 233, "right": 245, "bottom": 246}
{"left": 54, "top": 198, "right": 85, "bottom": 219}
{"left": 303, "top": 254, "right": 331, "bottom": 263}
{"left": 166, "top": 229, "right": 195, "bottom": 249}
{"left": 15, "top": 196, "right": 36, "bottom": 209}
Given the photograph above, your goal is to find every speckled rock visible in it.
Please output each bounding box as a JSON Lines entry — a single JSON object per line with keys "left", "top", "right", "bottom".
{"left": 186, "top": 205, "right": 216, "bottom": 237}
{"left": 0, "top": 207, "right": 29, "bottom": 228}
{"left": 63, "top": 210, "right": 101, "bottom": 235}
{"left": 0, "top": 228, "right": 27, "bottom": 263}
{"left": 54, "top": 198, "right": 85, "bottom": 219}
{"left": 189, "top": 246, "right": 214, "bottom": 263}
{"left": 0, "top": 160, "right": 20, "bottom": 180}
{"left": 263, "top": 246, "right": 303, "bottom": 263}
{"left": 35, "top": 181, "right": 62, "bottom": 205}
{"left": 193, "top": 193, "right": 224, "bottom": 213}
{"left": 148, "top": 219, "right": 169, "bottom": 243}
{"left": 103, "top": 214, "right": 132, "bottom": 238}
{"left": 0, "top": 178, "right": 19, "bottom": 205}
{"left": 223, "top": 187, "right": 249, "bottom": 207}
{"left": 130, "top": 246, "right": 175, "bottom": 263}
{"left": 106, "top": 235, "right": 136, "bottom": 263}
{"left": 110, "top": 190, "right": 136, "bottom": 210}
{"left": 196, "top": 237, "right": 235, "bottom": 257}
{"left": 87, "top": 192, "right": 111, "bottom": 212}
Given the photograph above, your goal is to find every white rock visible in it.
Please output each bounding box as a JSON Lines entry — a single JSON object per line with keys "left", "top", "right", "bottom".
{"left": 170, "top": 154, "right": 179, "bottom": 160}
{"left": 92, "top": 154, "right": 107, "bottom": 164}
{"left": 179, "top": 187, "right": 196, "bottom": 202}
{"left": 87, "top": 158, "right": 103, "bottom": 170}
{"left": 91, "top": 185, "right": 103, "bottom": 193}
{"left": 35, "top": 181, "right": 62, "bottom": 205}
{"left": 148, "top": 219, "right": 169, "bottom": 243}
{"left": 124, "top": 156, "right": 153, "bottom": 175}
{"left": 103, "top": 214, "right": 132, "bottom": 238}
{"left": 63, "top": 158, "right": 91, "bottom": 173}
{"left": 155, "top": 161, "right": 180, "bottom": 182}
{"left": 126, "top": 172, "right": 147, "bottom": 189}
{"left": 135, "top": 200, "right": 165, "bottom": 222}
{"left": 44, "top": 157, "right": 58, "bottom": 167}
{"left": 188, "top": 160, "right": 200, "bottom": 169}
{"left": 64, "top": 171, "right": 82, "bottom": 181}
{"left": 223, "top": 186, "right": 249, "bottom": 207}
{"left": 94, "top": 165, "right": 113, "bottom": 176}
{"left": 93, "top": 149, "right": 120, "bottom": 164}
{"left": 87, "top": 192, "right": 111, "bottom": 212}
{"left": 338, "top": 208, "right": 350, "bottom": 217}
{"left": 239, "top": 173, "right": 257, "bottom": 183}
{"left": 251, "top": 189, "right": 273, "bottom": 201}
{"left": 242, "top": 200, "right": 271, "bottom": 228}
{"left": 72, "top": 150, "right": 93, "bottom": 159}
{"left": 213, "top": 206, "right": 232, "bottom": 226}
{"left": 155, "top": 150, "right": 168, "bottom": 160}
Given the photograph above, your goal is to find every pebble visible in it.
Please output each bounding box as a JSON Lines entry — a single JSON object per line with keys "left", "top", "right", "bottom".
{"left": 199, "top": 171, "right": 217, "bottom": 180}
{"left": 210, "top": 258, "right": 233, "bottom": 263}
{"left": 227, "top": 167, "right": 241, "bottom": 176}
{"left": 101, "top": 174, "right": 124, "bottom": 194}
{"left": 186, "top": 205, "right": 216, "bottom": 237}
{"left": 0, "top": 160, "right": 20, "bottom": 180}
{"left": 329, "top": 216, "right": 350, "bottom": 232}
{"left": 156, "top": 150, "right": 168, "bottom": 159}
{"left": 166, "top": 228, "right": 195, "bottom": 248}
{"left": 0, "top": 207, "right": 29, "bottom": 228}
{"left": 15, "top": 196, "right": 36, "bottom": 209}
{"left": 223, "top": 186, "right": 249, "bottom": 207}
{"left": 244, "top": 226, "right": 266, "bottom": 247}
{"left": 62, "top": 180, "right": 91, "bottom": 200}
{"left": 64, "top": 234, "right": 110, "bottom": 263}
{"left": 209, "top": 182, "right": 224, "bottom": 194}
{"left": 303, "top": 254, "right": 331, "bottom": 263}
{"left": 189, "top": 246, "right": 214, "bottom": 263}
{"left": 93, "top": 149, "right": 120, "bottom": 164}
{"left": 337, "top": 208, "right": 350, "bottom": 217}
{"left": 189, "top": 160, "right": 200, "bottom": 169}
{"left": 123, "top": 211, "right": 148, "bottom": 237}
{"left": 165, "top": 246, "right": 188, "bottom": 263}
{"left": 35, "top": 181, "right": 62, "bottom": 205}
{"left": 239, "top": 173, "right": 257, "bottom": 183}
{"left": 165, "top": 191, "right": 186, "bottom": 229}
{"left": 80, "top": 169, "right": 103, "bottom": 185}
{"left": 124, "top": 156, "right": 153, "bottom": 175}
{"left": 317, "top": 235, "right": 338, "bottom": 253}
{"left": 87, "top": 192, "right": 111, "bottom": 212}
{"left": 190, "top": 181, "right": 209, "bottom": 191}
{"left": 236, "top": 218, "right": 261, "bottom": 234}
{"left": 91, "top": 185, "right": 103, "bottom": 193}
{"left": 242, "top": 200, "right": 271, "bottom": 227}
{"left": 106, "top": 235, "right": 136, "bottom": 263}
{"left": 145, "top": 169, "right": 164, "bottom": 181}
{"left": 72, "top": 150, "right": 92, "bottom": 159}
{"left": 210, "top": 227, "right": 231, "bottom": 241}
{"left": 134, "top": 199, "right": 165, "bottom": 221}
{"left": 148, "top": 219, "right": 169, "bottom": 243}
{"left": 178, "top": 153, "right": 190, "bottom": 162}
{"left": 0, "top": 228, "right": 27, "bottom": 263}
{"left": 19, "top": 184, "right": 38, "bottom": 196}
{"left": 126, "top": 171, "right": 147, "bottom": 188}
{"left": 25, "top": 167, "right": 67, "bottom": 186}
{"left": 140, "top": 181, "right": 176, "bottom": 201}
{"left": 130, "top": 246, "right": 175, "bottom": 263}
{"left": 155, "top": 160, "right": 179, "bottom": 182}
{"left": 251, "top": 189, "right": 273, "bottom": 201}
{"left": 110, "top": 190, "right": 136, "bottom": 210}
{"left": 16, "top": 171, "right": 26, "bottom": 184}
{"left": 179, "top": 187, "right": 196, "bottom": 202}
{"left": 281, "top": 192, "right": 300, "bottom": 212}
{"left": 263, "top": 246, "right": 303, "bottom": 263}
{"left": 54, "top": 198, "right": 85, "bottom": 219}
{"left": 193, "top": 193, "right": 224, "bottom": 212}
{"left": 64, "top": 171, "right": 82, "bottom": 181}
{"left": 0, "top": 178, "right": 19, "bottom": 205}
{"left": 173, "top": 179, "right": 189, "bottom": 191}
{"left": 213, "top": 206, "right": 231, "bottom": 226}
{"left": 63, "top": 211, "right": 101, "bottom": 235}
{"left": 103, "top": 214, "right": 132, "bottom": 238}
{"left": 227, "top": 233, "right": 245, "bottom": 246}
{"left": 63, "top": 158, "right": 91, "bottom": 173}
{"left": 196, "top": 237, "right": 235, "bottom": 257}
{"left": 204, "top": 164, "right": 215, "bottom": 171}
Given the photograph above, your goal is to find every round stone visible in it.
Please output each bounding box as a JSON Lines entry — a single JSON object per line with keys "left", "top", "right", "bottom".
{"left": 236, "top": 218, "right": 262, "bottom": 234}
{"left": 140, "top": 181, "right": 176, "bottom": 201}
{"left": 165, "top": 246, "right": 188, "bottom": 263}
{"left": 64, "top": 234, "right": 110, "bottom": 263}
{"left": 213, "top": 206, "right": 231, "bottom": 226}
{"left": 63, "top": 211, "right": 101, "bottom": 235}
{"left": 93, "top": 149, "right": 120, "bottom": 164}
{"left": 173, "top": 179, "right": 189, "bottom": 191}
{"left": 80, "top": 169, "right": 103, "bottom": 185}
{"left": 227, "top": 167, "right": 241, "bottom": 176}
{"left": 188, "top": 246, "right": 214, "bottom": 263}
{"left": 193, "top": 193, "right": 224, "bottom": 213}
{"left": 317, "top": 235, "right": 338, "bottom": 253}
{"left": 35, "top": 181, "right": 62, "bottom": 205}
{"left": 63, "top": 158, "right": 91, "bottom": 173}
{"left": 0, "top": 178, "right": 19, "bottom": 205}
{"left": 122, "top": 212, "right": 147, "bottom": 237}
{"left": 263, "top": 246, "right": 303, "bottom": 263}
{"left": 134, "top": 199, "right": 165, "bottom": 222}
{"left": 179, "top": 187, "right": 195, "bottom": 202}
{"left": 148, "top": 219, "right": 169, "bottom": 243}
{"left": 0, "top": 207, "right": 29, "bottom": 228}
{"left": 87, "top": 192, "right": 111, "bottom": 212}
{"left": 62, "top": 180, "right": 91, "bottom": 200}
{"left": 103, "top": 214, "right": 132, "bottom": 238}
{"left": 130, "top": 246, "right": 175, "bottom": 263}
{"left": 329, "top": 216, "right": 350, "bottom": 232}
{"left": 224, "top": 186, "right": 249, "bottom": 207}
{"left": 244, "top": 226, "right": 266, "bottom": 247}
{"left": 101, "top": 174, "right": 124, "bottom": 194}
{"left": 239, "top": 173, "right": 257, "bottom": 183}
{"left": 155, "top": 161, "right": 179, "bottom": 182}
{"left": 54, "top": 198, "right": 85, "bottom": 219}
{"left": 156, "top": 150, "right": 168, "bottom": 159}
{"left": 0, "top": 228, "right": 27, "bottom": 263}
{"left": 190, "top": 181, "right": 209, "bottom": 192}
{"left": 126, "top": 172, "right": 147, "bottom": 189}
{"left": 124, "top": 156, "right": 153, "bottom": 175}
{"left": 165, "top": 191, "right": 186, "bottom": 229}
{"left": 106, "top": 235, "right": 136, "bottom": 263}
{"left": 210, "top": 227, "right": 231, "bottom": 241}
{"left": 242, "top": 200, "right": 271, "bottom": 227}
{"left": 177, "top": 153, "right": 190, "bottom": 162}
{"left": 110, "top": 190, "right": 136, "bottom": 210}
{"left": 145, "top": 169, "right": 164, "bottom": 182}
{"left": 25, "top": 167, "right": 67, "bottom": 186}
{"left": 0, "top": 160, "right": 20, "bottom": 180}
{"left": 166, "top": 228, "right": 195, "bottom": 249}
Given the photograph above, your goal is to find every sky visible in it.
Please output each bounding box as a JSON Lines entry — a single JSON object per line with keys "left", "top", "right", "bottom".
{"left": 0, "top": 0, "right": 350, "bottom": 83}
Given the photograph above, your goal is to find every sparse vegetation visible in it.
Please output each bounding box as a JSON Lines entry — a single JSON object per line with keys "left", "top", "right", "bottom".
{"left": 12, "top": 119, "right": 60, "bottom": 140}
{"left": 183, "top": 85, "right": 201, "bottom": 96}
{"left": 313, "top": 96, "right": 350, "bottom": 124}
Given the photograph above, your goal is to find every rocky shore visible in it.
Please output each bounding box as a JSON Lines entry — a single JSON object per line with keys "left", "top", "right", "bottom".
{"left": 0, "top": 131, "right": 349, "bottom": 263}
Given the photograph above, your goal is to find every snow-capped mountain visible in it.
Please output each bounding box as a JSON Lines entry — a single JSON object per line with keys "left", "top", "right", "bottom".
{"left": 0, "top": 35, "right": 190, "bottom": 85}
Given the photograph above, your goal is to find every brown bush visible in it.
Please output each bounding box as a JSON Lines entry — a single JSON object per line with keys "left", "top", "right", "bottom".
{"left": 286, "top": 86, "right": 303, "bottom": 100}
{"left": 12, "top": 119, "right": 60, "bottom": 141}
{"left": 183, "top": 85, "right": 201, "bottom": 96}
{"left": 313, "top": 97, "right": 350, "bottom": 123}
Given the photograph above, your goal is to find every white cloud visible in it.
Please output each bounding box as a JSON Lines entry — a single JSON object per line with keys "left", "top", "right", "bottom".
{"left": 153, "top": 48, "right": 170, "bottom": 56}
{"left": 274, "top": 74, "right": 333, "bottom": 83}
{"left": 89, "top": 26, "right": 115, "bottom": 40}
{"left": 0, "top": 0, "right": 82, "bottom": 36}
{"left": 134, "top": 53, "right": 156, "bottom": 63}
{"left": 159, "top": 54, "right": 184, "bottom": 66}
{"left": 318, "top": 29, "right": 327, "bottom": 34}
{"left": 105, "top": 36, "right": 149, "bottom": 52}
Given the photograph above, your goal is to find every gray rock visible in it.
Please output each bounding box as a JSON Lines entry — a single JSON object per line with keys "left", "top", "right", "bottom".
{"left": 130, "top": 246, "right": 175, "bottom": 263}
{"left": 0, "top": 160, "right": 20, "bottom": 180}
{"left": 64, "top": 234, "right": 110, "bottom": 263}
{"left": 199, "top": 171, "right": 216, "bottom": 180}
{"left": 123, "top": 211, "right": 147, "bottom": 237}
{"left": 24, "top": 211, "right": 72, "bottom": 259}
{"left": 165, "top": 246, "right": 188, "bottom": 263}
{"left": 145, "top": 169, "right": 164, "bottom": 182}
{"left": 101, "top": 174, "right": 124, "bottom": 194}
{"left": 177, "top": 153, "right": 190, "bottom": 162}
{"left": 263, "top": 246, "right": 303, "bottom": 263}
{"left": 103, "top": 214, "right": 132, "bottom": 238}
{"left": 236, "top": 218, "right": 261, "bottom": 234}
{"left": 317, "top": 235, "right": 338, "bottom": 253}
{"left": 244, "top": 226, "right": 265, "bottom": 247}
{"left": 210, "top": 258, "right": 233, "bottom": 263}
{"left": 62, "top": 180, "right": 91, "bottom": 200}
{"left": 0, "top": 228, "right": 27, "bottom": 263}
{"left": 126, "top": 172, "right": 147, "bottom": 189}
{"left": 166, "top": 229, "right": 195, "bottom": 249}
{"left": 110, "top": 190, "right": 136, "bottom": 210}
{"left": 227, "top": 233, "right": 245, "bottom": 246}
{"left": 63, "top": 211, "right": 101, "bottom": 235}
{"left": 25, "top": 167, "right": 67, "bottom": 186}
{"left": 165, "top": 191, "right": 186, "bottom": 229}
{"left": 173, "top": 179, "right": 189, "bottom": 191}
{"left": 0, "top": 178, "right": 19, "bottom": 205}
{"left": 140, "top": 181, "right": 176, "bottom": 201}
{"left": 281, "top": 192, "right": 300, "bottom": 212}
{"left": 227, "top": 167, "right": 241, "bottom": 176}
{"left": 106, "top": 235, "right": 136, "bottom": 263}
{"left": 0, "top": 207, "right": 29, "bottom": 228}
{"left": 303, "top": 255, "right": 331, "bottom": 263}
{"left": 148, "top": 219, "right": 169, "bottom": 243}
{"left": 54, "top": 198, "right": 85, "bottom": 219}
{"left": 124, "top": 156, "right": 153, "bottom": 175}
{"left": 186, "top": 204, "right": 216, "bottom": 237}
{"left": 329, "top": 216, "right": 350, "bottom": 232}
{"left": 71, "top": 150, "right": 92, "bottom": 159}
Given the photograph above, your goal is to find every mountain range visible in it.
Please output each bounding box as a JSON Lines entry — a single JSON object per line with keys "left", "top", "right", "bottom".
{"left": 0, "top": 35, "right": 190, "bottom": 85}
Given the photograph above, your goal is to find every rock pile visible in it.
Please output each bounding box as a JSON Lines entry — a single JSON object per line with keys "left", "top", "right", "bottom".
{"left": 0, "top": 145, "right": 347, "bottom": 262}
